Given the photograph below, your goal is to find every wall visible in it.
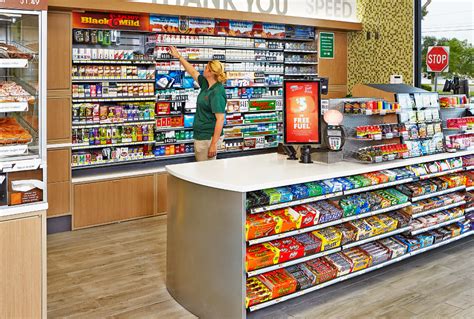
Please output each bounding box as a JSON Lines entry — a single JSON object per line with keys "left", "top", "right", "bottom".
{"left": 347, "top": 0, "right": 414, "bottom": 93}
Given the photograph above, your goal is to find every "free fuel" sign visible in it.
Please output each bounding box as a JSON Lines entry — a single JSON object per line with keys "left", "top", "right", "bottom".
{"left": 426, "top": 46, "right": 450, "bottom": 73}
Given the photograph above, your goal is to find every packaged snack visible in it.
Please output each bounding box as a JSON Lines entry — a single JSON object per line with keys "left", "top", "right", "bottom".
{"left": 270, "top": 237, "right": 305, "bottom": 263}
{"left": 444, "top": 223, "right": 463, "bottom": 237}
{"left": 365, "top": 216, "right": 389, "bottom": 235}
{"left": 337, "top": 223, "right": 357, "bottom": 244}
{"left": 262, "top": 188, "right": 282, "bottom": 205}
{"left": 275, "top": 187, "right": 294, "bottom": 203}
{"left": 312, "top": 227, "right": 343, "bottom": 251}
{"left": 285, "top": 265, "right": 313, "bottom": 290}
{"left": 359, "top": 242, "right": 391, "bottom": 265}
{"left": 269, "top": 209, "right": 299, "bottom": 233}
{"left": 303, "top": 258, "right": 338, "bottom": 284}
{"left": 323, "top": 253, "right": 353, "bottom": 276}
{"left": 246, "top": 213, "right": 278, "bottom": 241}
{"left": 290, "top": 184, "right": 310, "bottom": 200}
{"left": 387, "top": 210, "right": 411, "bottom": 227}
{"left": 342, "top": 247, "right": 371, "bottom": 271}
{"left": 415, "top": 234, "right": 435, "bottom": 248}
{"left": 246, "top": 277, "right": 272, "bottom": 308}
{"left": 294, "top": 233, "right": 322, "bottom": 255}
{"left": 257, "top": 269, "right": 298, "bottom": 298}
{"left": 246, "top": 243, "right": 278, "bottom": 271}
{"left": 347, "top": 219, "right": 374, "bottom": 240}
{"left": 394, "top": 235, "right": 421, "bottom": 252}
{"left": 378, "top": 237, "right": 408, "bottom": 258}
{"left": 305, "top": 182, "right": 324, "bottom": 197}
{"left": 291, "top": 205, "right": 320, "bottom": 228}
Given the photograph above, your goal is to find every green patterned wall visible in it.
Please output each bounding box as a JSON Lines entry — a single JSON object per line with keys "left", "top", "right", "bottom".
{"left": 348, "top": 0, "right": 414, "bottom": 93}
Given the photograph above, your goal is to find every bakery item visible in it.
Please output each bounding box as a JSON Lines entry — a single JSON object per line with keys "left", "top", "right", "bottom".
{"left": 0, "top": 43, "right": 33, "bottom": 60}
{"left": 0, "top": 81, "right": 35, "bottom": 105}
{"left": 0, "top": 117, "right": 32, "bottom": 144}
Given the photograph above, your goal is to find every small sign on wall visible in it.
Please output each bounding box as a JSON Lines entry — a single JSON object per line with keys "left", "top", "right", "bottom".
{"left": 319, "top": 32, "right": 335, "bottom": 59}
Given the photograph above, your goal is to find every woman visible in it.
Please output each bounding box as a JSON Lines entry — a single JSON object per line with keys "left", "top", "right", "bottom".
{"left": 168, "top": 46, "right": 227, "bottom": 161}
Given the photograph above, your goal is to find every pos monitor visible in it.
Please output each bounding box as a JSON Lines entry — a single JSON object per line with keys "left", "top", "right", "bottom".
{"left": 283, "top": 79, "right": 322, "bottom": 163}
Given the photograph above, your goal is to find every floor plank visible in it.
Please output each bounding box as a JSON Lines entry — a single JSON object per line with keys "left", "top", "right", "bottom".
{"left": 47, "top": 216, "right": 474, "bottom": 318}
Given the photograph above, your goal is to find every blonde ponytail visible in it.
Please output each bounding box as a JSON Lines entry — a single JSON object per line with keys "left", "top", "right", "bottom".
{"left": 208, "top": 60, "right": 227, "bottom": 84}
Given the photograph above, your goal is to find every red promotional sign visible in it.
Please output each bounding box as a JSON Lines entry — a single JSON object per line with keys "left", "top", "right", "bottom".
{"left": 426, "top": 46, "right": 450, "bottom": 73}
{"left": 72, "top": 12, "right": 150, "bottom": 31}
{"left": 284, "top": 81, "right": 321, "bottom": 144}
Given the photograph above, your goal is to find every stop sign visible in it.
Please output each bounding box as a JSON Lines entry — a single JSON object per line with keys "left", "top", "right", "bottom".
{"left": 426, "top": 46, "right": 450, "bottom": 72}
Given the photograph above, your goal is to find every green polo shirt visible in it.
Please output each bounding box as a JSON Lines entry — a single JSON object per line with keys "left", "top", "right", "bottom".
{"left": 193, "top": 75, "right": 227, "bottom": 140}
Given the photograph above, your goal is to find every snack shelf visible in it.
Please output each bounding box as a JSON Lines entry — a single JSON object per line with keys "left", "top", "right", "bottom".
{"left": 247, "top": 202, "right": 411, "bottom": 246}
{"left": 284, "top": 61, "right": 318, "bottom": 65}
{"left": 72, "top": 96, "right": 156, "bottom": 103}
{"left": 227, "top": 97, "right": 283, "bottom": 101}
{"left": 411, "top": 201, "right": 467, "bottom": 219}
{"left": 155, "top": 127, "right": 193, "bottom": 132}
{"left": 248, "top": 230, "right": 474, "bottom": 312}
{"left": 344, "top": 110, "right": 401, "bottom": 116}
{"left": 72, "top": 156, "right": 157, "bottom": 169}
{"left": 72, "top": 59, "right": 155, "bottom": 65}
{"left": 284, "top": 49, "right": 318, "bottom": 54}
{"left": 72, "top": 120, "right": 155, "bottom": 128}
{"left": 72, "top": 140, "right": 155, "bottom": 150}
{"left": 343, "top": 226, "right": 412, "bottom": 249}
{"left": 155, "top": 139, "right": 194, "bottom": 145}
{"left": 285, "top": 73, "right": 318, "bottom": 77}
{"left": 225, "top": 121, "right": 282, "bottom": 128}
{"left": 151, "top": 43, "right": 284, "bottom": 51}
{"left": 158, "top": 58, "right": 284, "bottom": 64}
{"left": 225, "top": 133, "right": 282, "bottom": 140}
{"left": 346, "top": 135, "right": 403, "bottom": 142}
{"left": 465, "top": 207, "right": 474, "bottom": 213}
{"left": 249, "top": 192, "right": 344, "bottom": 214}
{"left": 155, "top": 153, "right": 195, "bottom": 161}
{"left": 411, "top": 186, "right": 466, "bottom": 202}
{"left": 0, "top": 58, "right": 29, "bottom": 68}
{"left": 247, "top": 247, "right": 342, "bottom": 278}
{"left": 466, "top": 186, "right": 474, "bottom": 192}
{"left": 225, "top": 85, "right": 283, "bottom": 89}
{"left": 71, "top": 78, "right": 155, "bottom": 83}
{"left": 466, "top": 166, "right": 474, "bottom": 171}
{"left": 0, "top": 101, "right": 29, "bottom": 112}
{"left": 418, "top": 167, "right": 465, "bottom": 180}
{"left": 411, "top": 216, "right": 465, "bottom": 235}
{"left": 226, "top": 109, "right": 283, "bottom": 115}
{"left": 156, "top": 112, "right": 183, "bottom": 116}
{"left": 344, "top": 178, "right": 414, "bottom": 195}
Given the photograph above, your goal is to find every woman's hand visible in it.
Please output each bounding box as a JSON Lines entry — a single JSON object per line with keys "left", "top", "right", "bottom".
{"left": 208, "top": 143, "right": 217, "bottom": 159}
{"left": 168, "top": 46, "right": 181, "bottom": 59}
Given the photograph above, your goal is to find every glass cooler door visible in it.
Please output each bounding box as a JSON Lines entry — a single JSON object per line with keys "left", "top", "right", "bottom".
{"left": 0, "top": 10, "right": 42, "bottom": 161}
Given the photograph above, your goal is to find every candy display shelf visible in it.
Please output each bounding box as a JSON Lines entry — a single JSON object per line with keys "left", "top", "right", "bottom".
{"left": 72, "top": 121, "right": 155, "bottom": 128}
{"left": 72, "top": 141, "right": 154, "bottom": 150}
{"left": 247, "top": 202, "right": 411, "bottom": 246}
{"left": 71, "top": 78, "right": 156, "bottom": 83}
{"left": 467, "top": 186, "right": 474, "bottom": 192}
{"left": 466, "top": 207, "right": 474, "bottom": 214}
{"left": 411, "top": 216, "right": 465, "bottom": 235}
{"left": 72, "top": 59, "right": 155, "bottom": 65}
{"left": 247, "top": 230, "right": 473, "bottom": 312}
{"left": 411, "top": 201, "right": 467, "bottom": 219}
{"left": 72, "top": 96, "right": 156, "bottom": 103}
{"left": 411, "top": 186, "right": 466, "bottom": 202}
{"left": 166, "top": 151, "right": 473, "bottom": 318}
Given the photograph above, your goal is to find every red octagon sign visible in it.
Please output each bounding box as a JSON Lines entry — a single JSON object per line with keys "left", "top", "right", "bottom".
{"left": 426, "top": 46, "right": 450, "bottom": 73}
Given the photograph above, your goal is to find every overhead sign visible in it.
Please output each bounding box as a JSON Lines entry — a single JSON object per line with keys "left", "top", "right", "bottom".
{"left": 72, "top": 12, "right": 150, "bottom": 31}
{"left": 131, "top": 0, "right": 358, "bottom": 22}
{"left": 320, "top": 32, "right": 335, "bottom": 59}
{"left": 0, "top": 0, "right": 47, "bottom": 10}
{"left": 426, "top": 46, "right": 450, "bottom": 73}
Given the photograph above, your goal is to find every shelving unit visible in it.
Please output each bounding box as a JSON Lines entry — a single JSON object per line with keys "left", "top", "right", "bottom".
{"left": 247, "top": 230, "right": 473, "bottom": 312}
{"left": 166, "top": 151, "right": 474, "bottom": 318}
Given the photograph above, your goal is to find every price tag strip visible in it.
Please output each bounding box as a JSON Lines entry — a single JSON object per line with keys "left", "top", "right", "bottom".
{"left": 0, "top": 59, "right": 28, "bottom": 68}
{"left": 0, "top": 101, "right": 29, "bottom": 112}
{"left": 0, "top": 144, "right": 28, "bottom": 157}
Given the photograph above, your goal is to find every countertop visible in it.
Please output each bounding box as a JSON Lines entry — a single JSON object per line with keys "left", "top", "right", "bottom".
{"left": 166, "top": 150, "right": 474, "bottom": 192}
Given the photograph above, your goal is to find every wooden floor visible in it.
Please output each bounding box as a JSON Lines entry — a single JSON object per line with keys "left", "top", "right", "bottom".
{"left": 48, "top": 216, "right": 474, "bottom": 319}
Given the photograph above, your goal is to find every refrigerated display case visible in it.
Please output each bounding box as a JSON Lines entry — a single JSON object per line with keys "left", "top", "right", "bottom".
{"left": 0, "top": 8, "right": 47, "bottom": 216}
